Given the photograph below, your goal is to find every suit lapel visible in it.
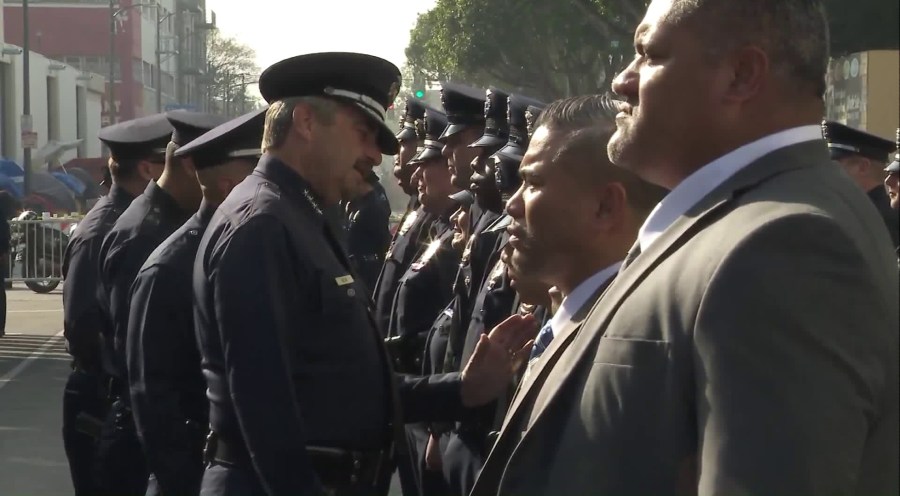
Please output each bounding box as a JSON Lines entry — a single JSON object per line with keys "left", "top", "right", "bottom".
{"left": 518, "top": 140, "right": 829, "bottom": 438}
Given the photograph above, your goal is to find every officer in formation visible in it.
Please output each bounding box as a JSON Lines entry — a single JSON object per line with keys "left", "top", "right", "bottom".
{"left": 386, "top": 108, "right": 460, "bottom": 373}
{"left": 61, "top": 113, "right": 174, "bottom": 496}
{"left": 373, "top": 98, "right": 436, "bottom": 335}
{"left": 886, "top": 128, "right": 900, "bottom": 265}
{"left": 822, "top": 121, "right": 899, "bottom": 247}
{"left": 340, "top": 169, "right": 392, "bottom": 293}
{"left": 126, "top": 108, "right": 266, "bottom": 495}
{"left": 94, "top": 111, "right": 224, "bottom": 494}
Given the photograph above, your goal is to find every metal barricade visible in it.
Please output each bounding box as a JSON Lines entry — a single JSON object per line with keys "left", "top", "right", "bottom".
{"left": 6, "top": 216, "right": 81, "bottom": 293}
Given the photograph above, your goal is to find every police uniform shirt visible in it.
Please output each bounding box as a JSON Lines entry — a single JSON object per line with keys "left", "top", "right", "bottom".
{"left": 373, "top": 205, "right": 435, "bottom": 335}
{"left": 193, "top": 155, "right": 391, "bottom": 494}
{"left": 344, "top": 179, "right": 392, "bottom": 294}
{"left": 97, "top": 181, "right": 192, "bottom": 380}
{"left": 387, "top": 212, "right": 462, "bottom": 373}
{"left": 63, "top": 184, "right": 136, "bottom": 370}
{"left": 126, "top": 201, "right": 216, "bottom": 495}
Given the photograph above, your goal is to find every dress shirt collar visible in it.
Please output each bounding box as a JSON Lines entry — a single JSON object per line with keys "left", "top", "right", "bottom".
{"left": 548, "top": 261, "right": 623, "bottom": 336}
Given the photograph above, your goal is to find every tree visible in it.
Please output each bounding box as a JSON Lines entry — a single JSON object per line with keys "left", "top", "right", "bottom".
{"left": 205, "top": 31, "right": 263, "bottom": 116}
{"left": 405, "top": 0, "right": 648, "bottom": 100}
{"left": 406, "top": 0, "right": 899, "bottom": 101}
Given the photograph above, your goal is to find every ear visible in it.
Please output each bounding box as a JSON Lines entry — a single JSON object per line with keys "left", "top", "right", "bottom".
{"left": 291, "top": 102, "right": 316, "bottom": 142}
{"left": 594, "top": 182, "right": 627, "bottom": 232}
{"left": 724, "top": 45, "right": 769, "bottom": 104}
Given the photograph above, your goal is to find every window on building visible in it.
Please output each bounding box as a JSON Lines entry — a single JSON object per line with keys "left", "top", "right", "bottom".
{"left": 47, "top": 76, "right": 61, "bottom": 142}
{"left": 76, "top": 86, "right": 87, "bottom": 158}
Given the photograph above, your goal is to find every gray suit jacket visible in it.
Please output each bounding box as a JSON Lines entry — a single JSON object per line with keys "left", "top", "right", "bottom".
{"left": 472, "top": 140, "right": 900, "bottom": 496}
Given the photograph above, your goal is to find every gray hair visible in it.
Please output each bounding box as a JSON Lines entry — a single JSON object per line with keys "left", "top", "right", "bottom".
{"left": 666, "top": 0, "right": 829, "bottom": 97}
{"left": 262, "top": 96, "right": 341, "bottom": 151}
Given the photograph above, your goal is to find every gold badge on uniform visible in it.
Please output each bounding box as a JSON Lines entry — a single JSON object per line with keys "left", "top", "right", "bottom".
{"left": 335, "top": 275, "right": 355, "bottom": 286}
{"left": 410, "top": 239, "right": 441, "bottom": 272}
{"left": 486, "top": 260, "right": 506, "bottom": 290}
{"left": 398, "top": 210, "right": 419, "bottom": 236}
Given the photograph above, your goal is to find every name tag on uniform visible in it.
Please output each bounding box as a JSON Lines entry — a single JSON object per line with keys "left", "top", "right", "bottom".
{"left": 335, "top": 275, "right": 355, "bottom": 286}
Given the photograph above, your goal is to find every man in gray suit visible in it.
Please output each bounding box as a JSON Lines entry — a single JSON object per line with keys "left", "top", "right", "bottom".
{"left": 473, "top": 1, "right": 900, "bottom": 495}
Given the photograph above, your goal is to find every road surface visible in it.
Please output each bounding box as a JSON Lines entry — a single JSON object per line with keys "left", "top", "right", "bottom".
{"left": 0, "top": 284, "right": 404, "bottom": 495}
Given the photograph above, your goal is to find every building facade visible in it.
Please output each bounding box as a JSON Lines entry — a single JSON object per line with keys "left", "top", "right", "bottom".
{"left": 4, "top": 0, "right": 213, "bottom": 126}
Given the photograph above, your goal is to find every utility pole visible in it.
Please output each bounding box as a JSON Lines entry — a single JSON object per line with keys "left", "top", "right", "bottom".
{"left": 108, "top": 0, "right": 116, "bottom": 126}
{"left": 22, "top": 0, "right": 32, "bottom": 196}
{"left": 156, "top": 2, "right": 163, "bottom": 113}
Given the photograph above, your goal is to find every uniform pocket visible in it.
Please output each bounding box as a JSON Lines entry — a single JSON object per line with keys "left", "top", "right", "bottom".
{"left": 593, "top": 336, "right": 670, "bottom": 368}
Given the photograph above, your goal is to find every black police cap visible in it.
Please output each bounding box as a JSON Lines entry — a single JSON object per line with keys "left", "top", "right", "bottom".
{"left": 167, "top": 111, "right": 229, "bottom": 147}
{"left": 98, "top": 113, "right": 173, "bottom": 162}
{"left": 498, "top": 97, "right": 547, "bottom": 163}
{"left": 397, "top": 98, "right": 427, "bottom": 143}
{"left": 471, "top": 87, "right": 511, "bottom": 149}
{"left": 258, "top": 52, "right": 402, "bottom": 155}
{"left": 175, "top": 107, "right": 267, "bottom": 170}
{"left": 411, "top": 107, "right": 449, "bottom": 164}
{"left": 821, "top": 121, "right": 896, "bottom": 162}
{"left": 439, "top": 81, "right": 486, "bottom": 140}
{"left": 448, "top": 189, "right": 475, "bottom": 207}
{"left": 887, "top": 127, "right": 900, "bottom": 174}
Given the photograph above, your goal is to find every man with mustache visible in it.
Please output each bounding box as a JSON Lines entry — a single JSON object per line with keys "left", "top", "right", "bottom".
{"left": 475, "top": 1, "right": 899, "bottom": 494}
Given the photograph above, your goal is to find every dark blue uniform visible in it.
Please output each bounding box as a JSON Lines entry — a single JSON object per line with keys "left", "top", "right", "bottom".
{"left": 344, "top": 179, "right": 392, "bottom": 295}
{"left": 95, "top": 181, "right": 192, "bottom": 495}
{"left": 126, "top": 202, "right": 216, "bottom": 496}
{"left": 373, "top": 200, "right": 435, "bottom": 336}
{"left": 195, "top": 156, "right": 397, "bottom": 494}
{"left": 387, "top": 213, "right": 460, "bottom": 373}
{"left": 61, "top": 184, "right": 135, "bottom": 496}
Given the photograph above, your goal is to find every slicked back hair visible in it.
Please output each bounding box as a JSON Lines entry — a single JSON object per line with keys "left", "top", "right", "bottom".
{"left": 535, "top": 95, "right": 667, "bottom": 214}
{"left": 665, "top": 0, "right": 830, "bottom": 98}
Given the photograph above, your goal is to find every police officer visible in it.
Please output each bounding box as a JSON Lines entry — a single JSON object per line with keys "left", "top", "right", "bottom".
{"left": 342, "top": 169, "right": 392, "bottom": 294}
{"left": 373, "top": 99, "right": 438, "bottom": 335}
{"left": 61, "top": 113, "right": 173, "bottom": 496}
{"left": 440, "top": 95, "right": 546, "bottom": 496}
{"left": 94, "top": 111, "right": 224, "bottom": 495}
{"left": 822, "top": 121, "right": 899, "bottom": 246}
{"left": 127, "top": 108, "right": 265, "bottom": 496}
{"left": 193, "top": 52, "right": 413, "bottom": 496}
{"left": 885, "top": 129, "right": 900, "bottom": 264}
{"left": 386, "top": 107, "right": 460, "bottom": 373}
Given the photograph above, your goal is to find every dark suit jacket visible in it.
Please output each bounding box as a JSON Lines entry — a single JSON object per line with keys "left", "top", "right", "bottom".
{"left": 473, "top": 140, "right": 900, "bottom": 496}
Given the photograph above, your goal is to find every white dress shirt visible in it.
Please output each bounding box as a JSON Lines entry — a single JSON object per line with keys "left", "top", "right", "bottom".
{"left": 546, "top": 261, "right": 623, "bottom": 339}
{"left": 638, "top": 125, "right": 824, "bottom": 251}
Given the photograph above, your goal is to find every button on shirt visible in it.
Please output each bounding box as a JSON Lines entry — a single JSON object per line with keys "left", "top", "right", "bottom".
{"left": 638, "top": 125, "right": 823, "bottom": 251}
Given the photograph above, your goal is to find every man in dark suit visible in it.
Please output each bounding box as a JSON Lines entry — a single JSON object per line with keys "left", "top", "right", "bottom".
{"left": 474, "top": 1, "right": 899, "bottom": 494}
{"left": 822, "top": 120, "right": 899, "bottom": 246}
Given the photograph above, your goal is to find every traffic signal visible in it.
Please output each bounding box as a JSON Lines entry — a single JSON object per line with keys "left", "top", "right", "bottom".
{"left": 414, "top": 90, "right": 425, "bottom": 99}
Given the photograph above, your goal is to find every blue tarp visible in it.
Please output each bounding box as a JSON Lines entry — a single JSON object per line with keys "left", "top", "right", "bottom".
{"left": 0, "top": 159, "right": 24, "bottom": 178}
{"left": 0, "top": 173, "right": 24, "bottom": 199}
{"left": 51, "top": 171, "right": 88, "bottom": 196}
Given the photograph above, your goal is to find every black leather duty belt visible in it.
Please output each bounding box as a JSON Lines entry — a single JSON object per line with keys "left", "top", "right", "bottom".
{"left": 206, "top": 432, "right": 392, "bottom": 492}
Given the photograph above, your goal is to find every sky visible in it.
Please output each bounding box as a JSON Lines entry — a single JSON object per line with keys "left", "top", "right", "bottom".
{"left": 206, "top": 0, "right": 437, "bottom": 75}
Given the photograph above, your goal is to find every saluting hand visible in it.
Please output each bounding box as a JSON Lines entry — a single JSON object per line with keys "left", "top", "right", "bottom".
{"left": 460, "top": 314, "right": 538, "bottom": 407}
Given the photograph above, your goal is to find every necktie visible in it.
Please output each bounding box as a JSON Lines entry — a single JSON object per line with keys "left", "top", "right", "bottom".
{"left": 529, "top": 322, "right": 555, "bottom": 361}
